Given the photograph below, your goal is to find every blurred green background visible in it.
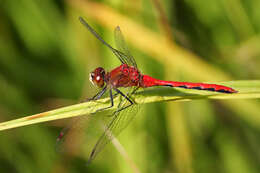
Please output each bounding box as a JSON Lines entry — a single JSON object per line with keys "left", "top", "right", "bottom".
{"left": 0, "top": 0, "right": 260, "bottom": 172}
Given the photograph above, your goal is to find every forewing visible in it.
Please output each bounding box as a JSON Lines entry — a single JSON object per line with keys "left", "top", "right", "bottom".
{"left": 56, "top": 91, "right": 139, "bottom": 163}
{"left": 86, "top": 91, "right": 139, "bottom": 163}
{"left": 55, "top": 111, "right": 113, "bottom": 155}
{"left": 114, "top": 26, "right": 137, "bottom": 67}
{"left": 79, "top": 17, "right": 131, "bottom": 66}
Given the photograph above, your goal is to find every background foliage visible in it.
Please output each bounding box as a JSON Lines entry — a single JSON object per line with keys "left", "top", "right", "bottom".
{"left": 0, "top": 0, "right": 259, "bottom": 173}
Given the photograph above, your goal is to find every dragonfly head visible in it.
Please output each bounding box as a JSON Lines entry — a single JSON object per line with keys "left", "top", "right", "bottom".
{"left": 89, "top": 67, "right": 106, "bottom": 88}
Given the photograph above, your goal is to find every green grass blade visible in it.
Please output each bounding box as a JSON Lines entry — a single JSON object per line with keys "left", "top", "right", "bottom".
{"left": 0, "top": 80, "right": 259, "bottom": 131}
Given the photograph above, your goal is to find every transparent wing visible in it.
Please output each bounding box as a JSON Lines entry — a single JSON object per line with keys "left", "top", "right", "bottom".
{"left": 114, "top": 26, "right": 137, "bottom": 67}
{"left": 56, "top": 88, "right": 139, "bottom": 163}
{"left": 55, "top": 110, "right": 120, "bottom": 156}
{"left": 86, "top": 90, "right": 139, "bottom": 163}
{"left": 79, "top": 17, "right": 135, "bottom": 66}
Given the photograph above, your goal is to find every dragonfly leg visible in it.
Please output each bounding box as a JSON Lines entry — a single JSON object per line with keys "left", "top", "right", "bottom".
{"left": 85, "top": 85, "right": 108, "bottom": 101}
{"left": 112, "top": 88, "right": 133, "bottom": 114}
{"left": 92, "top": 89, "right": 115, "bottom": 113}
{"left": 112, "top": 92, "right": 119, "bottom": 98}
{"left": 130, "top": 86, "right": 140, "bottom": 95}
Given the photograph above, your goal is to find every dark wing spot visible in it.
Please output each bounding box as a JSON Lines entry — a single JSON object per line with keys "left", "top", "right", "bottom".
{"left": 191, "top": 87, "right": 202, "bottom": 90}
{"left": 217, "top": 89, "right": 231, "bottom": 93}
{"left": 179, "top": 85, "right": 188, "bottom": 88}
{"left": 204, "top": 88, "right": 215, "bottom": 91}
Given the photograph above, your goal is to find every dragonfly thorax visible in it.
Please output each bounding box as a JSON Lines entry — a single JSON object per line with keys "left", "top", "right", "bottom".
{"left": 90, "top": 67, "right": 106, "bottom": 88}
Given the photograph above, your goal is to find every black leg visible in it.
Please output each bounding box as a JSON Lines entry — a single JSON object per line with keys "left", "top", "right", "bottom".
{"left": 131, "top": 86, "right": 140, "bottom": 95}
{"left": 93, "top": 89, "right": 114, "bottom": 113}
{"left": 112, "top": 92, "right": 119, "bottom": 98}
{"left": 85, "top": 85, "right": 107, "bottom": 101}
{"left": 113, "top": 88, "right": 134, "bottom": 114}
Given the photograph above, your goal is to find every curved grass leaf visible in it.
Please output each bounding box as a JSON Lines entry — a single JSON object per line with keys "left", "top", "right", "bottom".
{"left": 0, "top": 80, "right": 259, "bottom": 131}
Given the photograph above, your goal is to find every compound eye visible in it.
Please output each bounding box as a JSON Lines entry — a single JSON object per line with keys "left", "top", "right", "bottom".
{"left": 90, "top": 67, "right": 105, "bottom": 88}
{"left": 96, "top": 75, "right": 101, "bottom": 81}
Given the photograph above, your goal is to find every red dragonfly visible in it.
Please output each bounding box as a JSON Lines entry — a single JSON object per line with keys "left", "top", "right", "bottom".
{"left": 57, "top": 17, "right": 237, "bottom": 164}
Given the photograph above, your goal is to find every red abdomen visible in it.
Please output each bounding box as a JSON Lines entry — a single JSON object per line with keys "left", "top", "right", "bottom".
{"left": 140, "top": 75, "right": 237, "bottom": 93}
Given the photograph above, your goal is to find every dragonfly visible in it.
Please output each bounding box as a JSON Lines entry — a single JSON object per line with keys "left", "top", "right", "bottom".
{"left": 57, "top": 16, "right": 238, "bottom": 164}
